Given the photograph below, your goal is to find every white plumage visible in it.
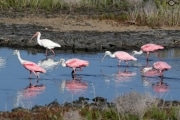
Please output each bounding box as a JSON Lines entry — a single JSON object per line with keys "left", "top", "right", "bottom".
{"left": 31, "top": 31, "right": 61, "bottom": 56}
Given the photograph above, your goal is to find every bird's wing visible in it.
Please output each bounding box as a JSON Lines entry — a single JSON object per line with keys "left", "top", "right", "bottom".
{"left": 115, "top": 51, "right": 137, "bottom": 61}
{"left": 41, "top": 39, "right": 61, "bottom": 48}
{"left": 23, "top": 61, "right": 46, "bottom": 73}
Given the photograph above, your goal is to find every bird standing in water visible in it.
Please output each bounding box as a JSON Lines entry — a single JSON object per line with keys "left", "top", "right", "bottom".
{"left": 132, "top": 43, "right": 164, "bottom": 61}
{"left": 57, "top": 58, "right": 89, "bottom": 76}
{"left": 153, "top": 61, "right": 171, "bottom": 77}
{"left": 13, "top": 50, "right": 46, "bottom": 79}
{"left": 102, "top": 51, "right": 137, "bottom": 67}
{"left": 31, "top": 31, "right": 61, "bottom": 56}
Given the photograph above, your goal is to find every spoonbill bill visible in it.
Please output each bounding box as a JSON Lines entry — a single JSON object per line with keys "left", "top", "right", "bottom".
{"left": 102, "top": 51, "right": 137, "bottom": 66}
{"left": 57, "top": 58, "right": 89, "bottom": 75}
{"left": 31, "top": 31, "right": 61, "bottom": 56}
{"left": 132, "top": 43, "right": 164, "bottom": 61}
{"left": 13, "top": 50, "right": 46, "bottom": 79}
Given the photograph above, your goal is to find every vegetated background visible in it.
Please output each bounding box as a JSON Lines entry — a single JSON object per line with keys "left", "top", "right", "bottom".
{"left": 0, "top": 0, "right": 180, "bottom": 27}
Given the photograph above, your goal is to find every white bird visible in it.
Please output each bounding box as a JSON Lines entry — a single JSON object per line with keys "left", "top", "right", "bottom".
{"left": 31, "top": 31, "right": 61, "bottom": 56}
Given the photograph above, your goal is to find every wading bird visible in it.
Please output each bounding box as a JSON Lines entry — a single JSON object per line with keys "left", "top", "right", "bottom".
{"left": 31, "top": 31, "right": 61, "bottom": 56}
{"left": 102, "top": 51, "right": 137, "bottom": 67}
{"left": 13, "top": 50, "right": 46, "bottom": 79}
{"left": 57, "top": 58, "right": 89, "bottom": 75}
{"left": 153, "top": 61, "right": 171, "bottom": 77}
{"left": 132, "top": 43, "right": 164, "bottom": 61}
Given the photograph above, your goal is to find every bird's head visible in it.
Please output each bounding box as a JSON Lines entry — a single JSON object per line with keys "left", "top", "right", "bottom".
{"left": 54, "top": 58, "right": 66, "bottom": 70}
{"left": 101, "top": 51, "right": 111, "bottom": 62}
{"left": 13, "top": 50, "right": 19, "bottom": 55}
{"left": 31, "top": 31, "right": 41, "bottom": 40}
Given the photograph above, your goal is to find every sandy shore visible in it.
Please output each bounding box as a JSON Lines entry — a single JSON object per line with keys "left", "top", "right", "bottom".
{"left": 1, "top": 14, "right": 180, "bottom": 32}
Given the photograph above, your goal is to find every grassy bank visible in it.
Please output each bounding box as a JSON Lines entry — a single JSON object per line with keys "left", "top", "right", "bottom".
{"left": 1, "top": 91, "right": 180, "bottom": 120}
{"left": 0, "top": 0, "right": 180, "bottom": 27}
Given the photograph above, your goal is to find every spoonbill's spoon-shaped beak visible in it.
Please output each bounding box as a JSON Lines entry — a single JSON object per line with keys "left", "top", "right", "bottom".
{"left": 101, "top": 54, "right": 107, "bottom": 62}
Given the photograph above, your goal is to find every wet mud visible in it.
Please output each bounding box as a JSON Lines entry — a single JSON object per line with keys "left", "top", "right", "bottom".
{"left": 0, "top": 23, "right": 180, "bottom": 53}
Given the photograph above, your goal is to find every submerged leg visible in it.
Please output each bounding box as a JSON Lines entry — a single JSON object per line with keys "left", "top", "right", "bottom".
{"left": 118, "top": 60, "right": 121, "bottom": 67}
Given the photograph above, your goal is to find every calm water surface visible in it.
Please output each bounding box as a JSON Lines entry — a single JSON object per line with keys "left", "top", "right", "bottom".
{"left": 0, "top": 47, "right": 180, "bottom": 111}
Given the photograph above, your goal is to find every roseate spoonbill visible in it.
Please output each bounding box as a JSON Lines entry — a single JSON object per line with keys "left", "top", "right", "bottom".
{"left": 13, "top": 50, "right": 46, "bottom": 79}
{"left": 132, "top": 43, "right": 164, "bottom": 61}
{"left": 141, "top": 67, "right": 161, "bottom": 77}
{"left": 101, "top": 51, "right": 137, "bottom": 66}
{"left": 153, "top": 61, "right": 171, "bottom": 76}
{"left": 57, "top": 58, "right": 89, "bottom": 75}
{"left": 31, "top": 31, "right": 61, "bottom": 56}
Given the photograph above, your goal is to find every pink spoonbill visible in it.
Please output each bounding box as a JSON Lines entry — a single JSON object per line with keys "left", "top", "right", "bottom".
{"left": 57, "top": 58, "right": 89, "bottom": 75}
{"left": 153, "top": 61, "right": 171, "bottom": 77}
{"left": 13, "top": 50, "right": 46, "bottom": 79}
{"left": 102, "top": 51, "right": 137, "bottom": 67}
{"left": 31, "top": 31, "right": 61, "bottom": 56}
{"left": 132, "top": 43, "right": 164, "bottom": 61}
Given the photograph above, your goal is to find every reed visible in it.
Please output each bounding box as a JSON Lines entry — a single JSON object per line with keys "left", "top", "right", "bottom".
{"left": 0, "top": 0, "right": 180, "bottom": 28}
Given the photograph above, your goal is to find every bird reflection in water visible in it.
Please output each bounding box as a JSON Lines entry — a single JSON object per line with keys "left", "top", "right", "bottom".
{"left": 152, "top": 78, "right": 169, "bottom": 93}
{"left": 14, "top": 80, "right": 45, "bottom": 109}
{"left": 38, "top": 57, "right": 59, "bottom": 71}
{"left": 113, "top": 67, "right": 137, "bottom": 82}
{"left": 0, "top": 57, "right": 6, "bottom": 70}
{"left": 60, "top": 75, "right": 88, "bottom": 94}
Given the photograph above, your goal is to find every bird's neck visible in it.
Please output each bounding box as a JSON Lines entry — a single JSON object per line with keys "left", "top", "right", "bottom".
{"left": 61, "top": 62, "right": 66, "bottom": 67}
{"left": 60, "top": 59, "right": 66, "bottom": 67}
{"left": 16, "top": 52, "right": 24, "bottom": 64}
{"left": 109, "top": 53, "right": 115, "bottom": 58}
{"left": 37, "top": 33, "right": 42, "bottom": 44}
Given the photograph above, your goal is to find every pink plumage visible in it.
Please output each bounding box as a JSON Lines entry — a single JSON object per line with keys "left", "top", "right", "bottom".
{"left": 114, "top": 51, "right": 137, "bottom": 61}
{"left": 23, "top": 61, "right": 46, "bottom": 74}
{"left": 102, "top": 51, "right": 137, "bottom": 66}
{"left": 13, "top": 50, "right": 46, "bottom": 79}
{"left": 153, "top": 61, "right": 171, "bottom": 72}
{"left": 141, "top": 43, "right": 164, "bottom": 53}
{"left": 59, "top": 58, "right": 89, "bottom": 75}
{"left": 65, "top": 58, "right": 89, "bottom": 69}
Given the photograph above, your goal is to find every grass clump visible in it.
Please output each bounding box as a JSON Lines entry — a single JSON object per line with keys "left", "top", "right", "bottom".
{"left": 114, "top": 91, "right": 156, "bottom": 119}
{"left": 1, "top": 92, "right": 180, "bottom": 119}
{"left": 0, "top": 0, "right": 180, "bottom": 27}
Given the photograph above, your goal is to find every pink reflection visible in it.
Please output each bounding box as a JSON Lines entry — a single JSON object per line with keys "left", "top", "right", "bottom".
{"left": 114, "top": 67, "right": 136, "bottom": 82}
{"left": 141, "top": 67, "right": 161, "bottom": 77}
{"left": 62, "top": 76, "right": 88, "bottom": 94}
{"left": 153, "top": 80, "right": 169, "bottom": 93}
{"left": 22, "top": 84, "right": 46, "bottom": 99}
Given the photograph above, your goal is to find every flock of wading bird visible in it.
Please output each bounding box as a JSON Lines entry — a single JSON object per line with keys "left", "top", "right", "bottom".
{"left": 13, "top": 31, "right": 171, "bottom": 82}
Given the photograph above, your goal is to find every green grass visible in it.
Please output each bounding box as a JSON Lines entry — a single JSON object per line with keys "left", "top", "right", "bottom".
{"left": 0, "top": 0, "right": 180, "bottom": 27}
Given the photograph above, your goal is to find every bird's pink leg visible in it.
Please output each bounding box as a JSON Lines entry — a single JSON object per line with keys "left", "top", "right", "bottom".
{"left": 146, "top": 52, "right": 150, "bottom": 62}
{"left": 45, "top": 49, "right": 48, "bottom": 56}
{"left": 50, "top": 49, "right": 55, "bottom": 56}
{"left": 118, "top": 60, "right": 121, "bottom": 67}
{"left": 32, "top": 71, "right": 39, "bottom": 79}
{"left": 29, "top": 71, "right": 32, "bottom": 79}
{"left": 125, "top": 61, "right": 129, "bottom": 67}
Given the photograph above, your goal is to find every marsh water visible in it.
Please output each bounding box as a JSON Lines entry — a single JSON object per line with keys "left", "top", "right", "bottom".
{"left": 0, "top": 47, "right": 180, "bottom": 111}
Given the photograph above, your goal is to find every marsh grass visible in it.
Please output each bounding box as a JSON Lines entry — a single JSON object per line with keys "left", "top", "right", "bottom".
{"left": 0, "top": 0, "right": 180, "bottom": 27}
{"left": 1, "top": 91, "right": 180, "bottom": 120}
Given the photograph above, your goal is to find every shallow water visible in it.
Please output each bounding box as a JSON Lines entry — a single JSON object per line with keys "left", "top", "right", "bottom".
{"left": 0, "top": 47, "right": 180, "bottom": 111}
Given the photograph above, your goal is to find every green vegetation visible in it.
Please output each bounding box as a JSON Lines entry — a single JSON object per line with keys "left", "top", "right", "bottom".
{"left": 0, "top": 91, "right": 180, "bottom": 120}
{"left": 0, "top": 0, "right": 180, "bottom": 27}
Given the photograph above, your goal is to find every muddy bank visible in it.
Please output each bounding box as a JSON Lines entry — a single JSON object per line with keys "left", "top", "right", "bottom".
{"left": 0, "top": 23, "right": 180, "bottom": 53}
